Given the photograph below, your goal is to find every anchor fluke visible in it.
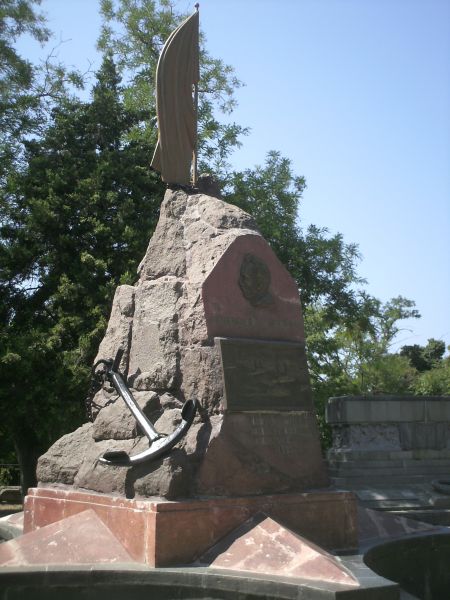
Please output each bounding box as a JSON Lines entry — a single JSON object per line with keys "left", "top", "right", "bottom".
{"left": 96, "top": 349, "right": 197, "bottom": 467}
{"left": 101, "top": 451, "right": 131, "bottom": 466}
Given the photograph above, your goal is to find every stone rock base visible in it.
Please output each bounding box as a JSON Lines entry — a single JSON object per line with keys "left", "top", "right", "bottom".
{"left": 24, "top": 487, "right": 357, "bottom": 567}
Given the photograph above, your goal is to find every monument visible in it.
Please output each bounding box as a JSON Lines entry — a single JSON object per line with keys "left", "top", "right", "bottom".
{"left": 0, "top": 8, "right": 367, "bottom": 590}
{"left": 25, "top": 174, "right": 359, "bottom": 564}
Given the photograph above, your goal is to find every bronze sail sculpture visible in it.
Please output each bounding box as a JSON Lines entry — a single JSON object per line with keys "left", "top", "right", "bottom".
{"left": 151, "top": 8, "right": 199, "bottom": 186}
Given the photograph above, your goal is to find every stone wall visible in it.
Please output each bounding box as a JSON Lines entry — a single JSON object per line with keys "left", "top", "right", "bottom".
{"left": 326, "top": 395, "right": 450, "bottom": 487}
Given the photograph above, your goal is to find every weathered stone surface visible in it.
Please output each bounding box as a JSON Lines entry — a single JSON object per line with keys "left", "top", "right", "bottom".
{"left": 126, "top": 419, "right": 208, "bottom": 500}
{"left": 195, "top": 413, "right": 328, "bottom": 497}
{"left": 159, "top": 391, "right": 184, "bottom": 409}
{"left": 92, "top": 391, "right": 159, "bottom": 441}
{"left": 94, "top": 284, "right": 135, "bottom": 375}
{"left": 202, "top": 234, "right": 305, "bottom": 342}
{"left": 24, "top": 487, "right": 358, "bottom": 566}
{"left": 153, "top": 407, "right": 182, "bottom": 434}
{"left": 332, "top": 424, "right": 401, "bottom": 451}
{"left": 326, "top": 395, "right": 449, "bottom": 424}
{"left": 89, "top": 387, "right": 117, "bottom": 421}
{"left": 187, "top": 193, "right": 256, "bottom": 232}
{"left": 131, "top": 448, "right": 192, "bottom": 500}
{"left": 47, "top": 389, "right": 207, "bottom": 499}
{"left": 399, "top": 422, "right": 448, "bottom": 450}
{"left": 37, "top": 188, "right": 326, "bottom": 500}
{"left": 128, "top": 277, "right": 183, "bottom": 390}
{"left": 180, "top": 345, "right": 223, "bottom": 413}
{"left": 180, "top": 231, "right": 258, "bottom": 346}
{"left": 37, "top": 424, "right": 94, "bottom": 486}
{"left": 185, "top": 229, "right": 256, "bottom": 287}
{"left": 178, "top": 194, "right": 258, "bottom": 346}
{"left": 138, "top": 190, "right": 187, "bottom": 280}
{"left": 74, "top": 438, "right": 138, "bottom": 496}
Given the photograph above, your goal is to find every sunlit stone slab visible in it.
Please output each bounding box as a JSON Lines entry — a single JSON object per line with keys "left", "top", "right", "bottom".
{"left": 0, "top": 509, "right": 133, "bottom": 567}
{"left": 199, "top": 512, "right": 359, "bottom": 586}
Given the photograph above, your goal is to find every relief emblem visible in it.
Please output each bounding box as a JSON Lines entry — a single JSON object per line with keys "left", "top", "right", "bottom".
{"left": 238, "top": 253, "right": 273, "bottom": 307}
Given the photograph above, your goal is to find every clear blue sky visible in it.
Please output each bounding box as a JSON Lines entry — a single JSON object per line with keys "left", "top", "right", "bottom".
{"left": 20, "top": 0, "right": 450, "bottom": 350}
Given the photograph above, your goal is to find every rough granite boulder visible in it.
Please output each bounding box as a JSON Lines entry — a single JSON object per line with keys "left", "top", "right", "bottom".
{"left": 37, "top": 187, "right": 328, "bottom": 499}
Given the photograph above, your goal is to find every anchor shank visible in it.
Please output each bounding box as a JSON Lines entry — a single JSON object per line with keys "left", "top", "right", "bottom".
{"left": 108, "top": 371, "right": 161, "bottom": 442}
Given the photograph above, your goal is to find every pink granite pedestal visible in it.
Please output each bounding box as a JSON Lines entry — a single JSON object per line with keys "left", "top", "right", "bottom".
{"left": 24, "top": 487, "right": 357, "bottom": 567}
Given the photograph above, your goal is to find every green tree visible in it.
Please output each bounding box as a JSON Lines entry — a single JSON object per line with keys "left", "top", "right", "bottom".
{"left": 308, "top": 295, "right": 420, "bottom": 392}
{"left": 0, "top": 0, "right": 48, "bottom": 176}
{"left": 412, "top": 357, "right": 450, "bottom": 396}
{"left": 0, "top": 0, "right": 83, "bottom": 183}
{"left": 400, "top": 338, "right": 446, "bottom": 372}
{"left": 404, "top": 340, "right": 450, "bottom": 396}
{"left": 304, "top": 295, "right": 421, "bottom": 445}
{"left": 0, "top": 55, "right": 163, "bottom": 492}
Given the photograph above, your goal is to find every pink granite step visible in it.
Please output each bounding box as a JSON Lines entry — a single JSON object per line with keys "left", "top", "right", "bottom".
{"left": 358, "top": 506, "right": 445, "bottom": 544}
{"left": 0, "top": 508, "right": 134, "bottom": 566}
{"left": 198, "top": 512, "right": 359, "bottom": 586}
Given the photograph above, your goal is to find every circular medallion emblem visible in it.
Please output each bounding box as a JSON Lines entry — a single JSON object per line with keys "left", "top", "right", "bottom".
{"left": 238, "top": 253, "right": 273, "bottom": 307}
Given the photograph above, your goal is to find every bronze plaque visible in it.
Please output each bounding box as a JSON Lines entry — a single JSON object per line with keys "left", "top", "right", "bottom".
{"left": 217, "top": 338, "right": 313, "bottom": 412}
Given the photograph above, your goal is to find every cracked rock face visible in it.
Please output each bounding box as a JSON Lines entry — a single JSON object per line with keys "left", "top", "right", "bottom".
{"left": 37, "top": 188, "right": 328, "bottom": 499}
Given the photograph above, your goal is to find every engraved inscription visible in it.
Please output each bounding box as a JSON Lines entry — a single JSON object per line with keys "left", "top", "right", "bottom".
{"left": 210, "top": 314, "right": 298, "bottom": 330}
{"left": 248, "top": 414, "right": 311, "bottom": 456}
{"left": 217, "top": 338, "right": 312, "bottom": 412}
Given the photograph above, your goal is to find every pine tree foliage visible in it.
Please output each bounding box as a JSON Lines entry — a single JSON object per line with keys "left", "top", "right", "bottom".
{"left": 0, "top": 0, "right": 83, "bottom": 183}
{"left": 0, "top": 55, "right": 163, "bottom": 489}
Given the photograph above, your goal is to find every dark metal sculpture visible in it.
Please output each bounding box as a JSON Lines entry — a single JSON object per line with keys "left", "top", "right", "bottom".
{"left": 94, "top": 349, "right": 197, "bottom": 466}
